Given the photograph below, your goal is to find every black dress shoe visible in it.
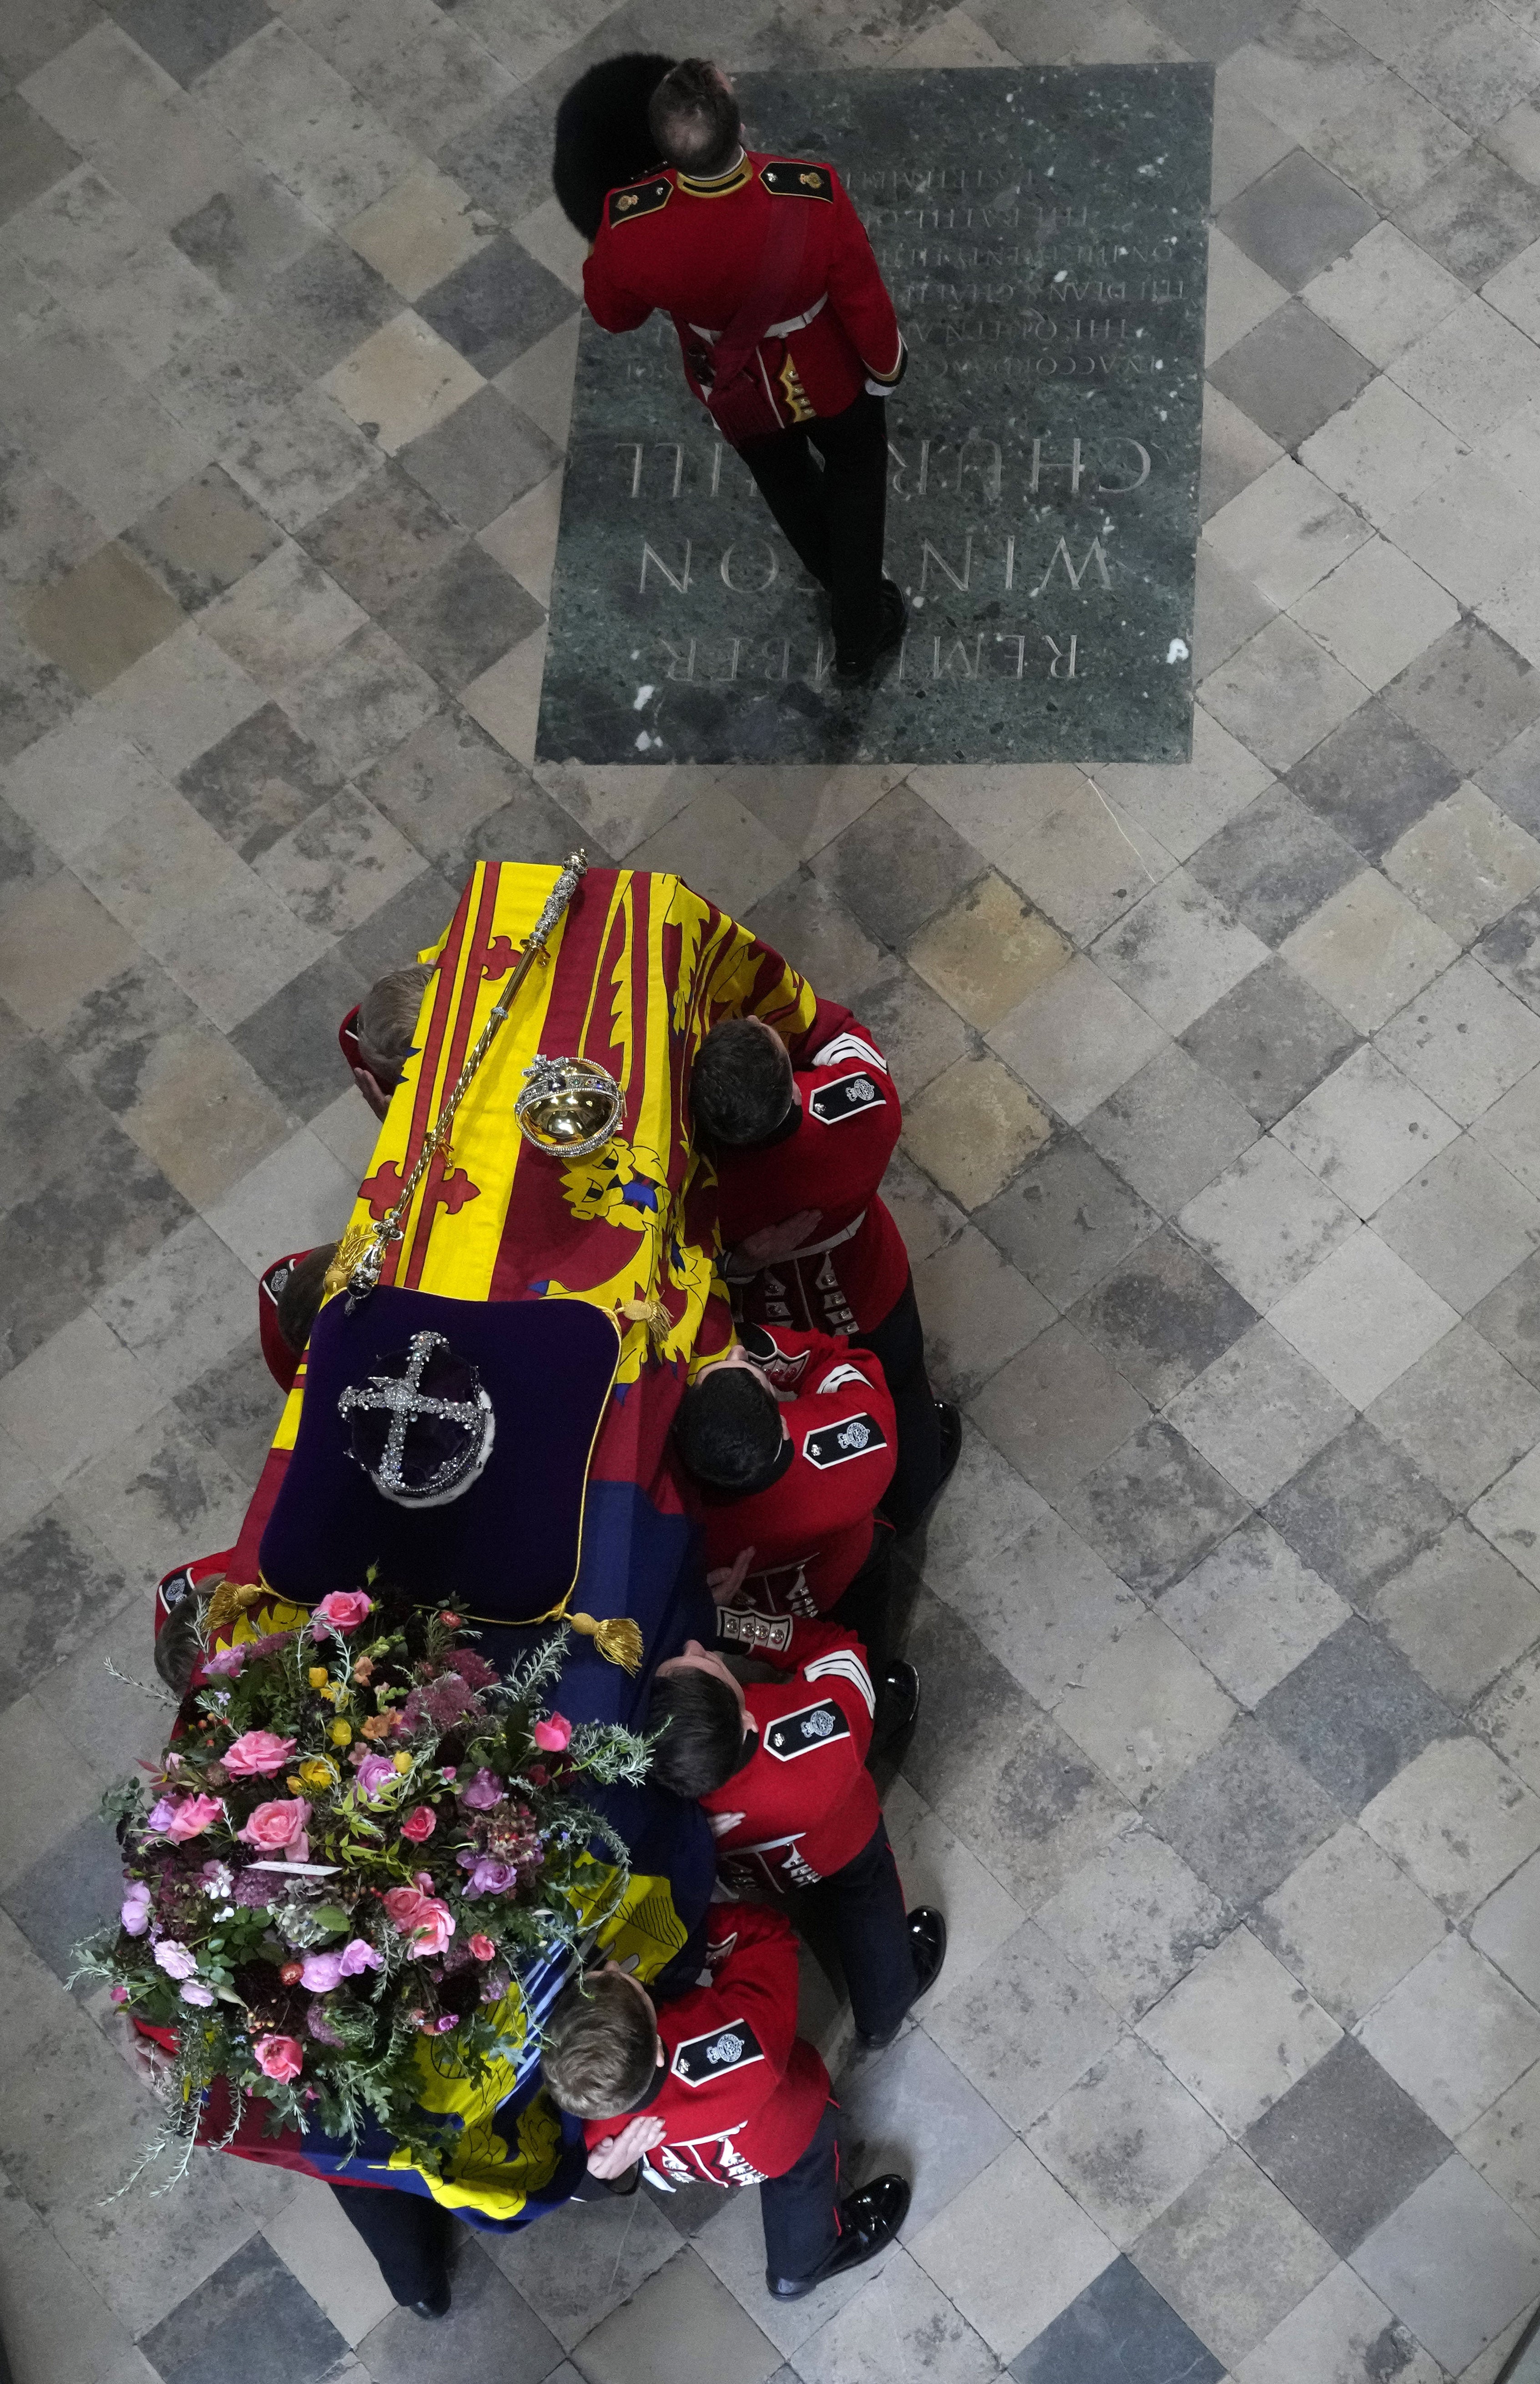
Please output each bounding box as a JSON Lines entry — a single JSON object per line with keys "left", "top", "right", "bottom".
{"left": 855, "top": 1908, "right": 948, "bottom": 2050}
{"left": 834, "top": 579, "right": 907, "bottom": 680}
{"left": 873, "top": 1659, "right": 920, "bottom": 1750}
{"left": 767, "top": 2174, "right": 911, "bottom": 2298}
{"left": 935, "top": 1400, "right": 961, "bottom": 1490}
{"left": 409, "top": 2272, "right": 451, "bottom": 2320}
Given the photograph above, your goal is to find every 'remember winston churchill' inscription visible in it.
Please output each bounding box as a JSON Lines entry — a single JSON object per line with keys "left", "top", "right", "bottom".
{"left": 537, "top": 66, "right": 1213, "bottom": 767}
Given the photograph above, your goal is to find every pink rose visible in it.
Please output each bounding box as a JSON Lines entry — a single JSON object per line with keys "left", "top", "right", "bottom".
{"left": 468, "top": 1934, "right": 496, "bottom": 1962}
{"left": 110, "top": 1984, "right": 129, "bottom": 2005}
{"left": 254, "top": 2035, "right": 303, "bottom": 2082}
{"left": 121, "top": 1883, "right": 152, "bottom": 1937}
{"left": 313, "top": 1591, "right": 373, "bottom": 1635}
{"left": 382, "top": 1886, "right": 454, "bottom": 1957}
{"left": 458, "top": 1768, "right": 504, "bottom": 1811}
{"left": 202, "top": 1646, "right": 247, "bottom": 1678}
{"left": 399, "top": 1807, "right": 435, "bottom": 1844}
{"left": 153, "top": 1940, "right": 197, "bottom": 1980}
{"left": 166, "top": 1794, "right": 224, "bottom": 1842}
{"left": 180, "top": 1981, "right": 215, "bottom": 2006}
{"left": 299, "top": 1950, "right": 345, "bottom": 1993}
{"left": 223, "top": 1732, "right": 297, "bottom": 1779}
{"left": 238, "top": 1799, "right": 310, "bottom": 1860}
{"left": 532, "top": 1714, "right": 572, "bottom": 1753}
{"left": 353, "top": 1754, "right": 397, "bottom": 1798}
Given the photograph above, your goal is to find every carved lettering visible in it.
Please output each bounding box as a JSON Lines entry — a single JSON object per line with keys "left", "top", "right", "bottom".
{"left": 640, "top": 540, "right": 692, "bottom": 595}
{"left": 660, "top": 638, "right": 696, "bottom": 679}
{"left": 996, "top": 633, "right": 1026, "bottom": 678}
{"left": 1032, "top": 537, "right": 1111, "bottom": 595}
{"left": 1029, "top": 437, "right": 1085, "bottom": 495}
{"left": 921, "top": 534, "right": 973, "bottom": 593}
{"left": 720, "top": 540, "right": 778, "bottom": 593}
{"left": 1045, "top": 634, "right": 1081, "bottom": 679}
{"left": 934, "top": 635, "right": 984, "bottom": 679}
{"left": 1096, "top": 439, "right": 1151, "bottom": 495}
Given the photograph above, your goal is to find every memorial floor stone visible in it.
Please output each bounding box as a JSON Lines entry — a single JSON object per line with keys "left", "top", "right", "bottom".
{"left": 537, "top": 66, "right": 1213, "bottom": 768}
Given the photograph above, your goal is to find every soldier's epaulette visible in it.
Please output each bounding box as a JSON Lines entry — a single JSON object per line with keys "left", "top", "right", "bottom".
{"left": 608, "top": 175, "right": 671, "bottom": 227}
{"left": 761, "top": 160, "right": 834, "bottom": 202}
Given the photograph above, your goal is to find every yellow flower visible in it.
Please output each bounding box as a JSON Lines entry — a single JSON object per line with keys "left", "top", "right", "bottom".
{"left": 308, "top": 1666, "right": 329, "bottom": 1689}
{"left": 329, "top": 1720, "right": 353, "bottom": 1747}
{"left": 393, "top": 1751, "right": 412, "bottom": 1773}
{"left": 286, "top": 1776, "right": 303, "bottom": 1793}
{"left": 298, "top": 1758, "right": 335, "bottom": 1791}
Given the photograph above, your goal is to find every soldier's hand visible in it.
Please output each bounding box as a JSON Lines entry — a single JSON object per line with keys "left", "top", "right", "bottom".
{"left": 707, "top": 1809, "right": 746, "bottom": 1838}
{"left": 587, "top": 2114, "right": 666, "bottom": 2178}
{"left": 707, "top": 1546, "right": 756, "bottom": 1607}
{"left": 351, "top": 1064, "right": 393, "bottom": 1121}
{"left": 732, "top": 1211, "right": 821, "bottom": 1266}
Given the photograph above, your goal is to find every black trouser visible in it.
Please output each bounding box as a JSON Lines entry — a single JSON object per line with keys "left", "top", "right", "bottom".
{"left": 761, "top": 2097, "right": 843, "bottom": 2285}
{"left": 828, "top": 1517, "right": 895, "bottom": 1676}
{"left": 329, "top": 2182, "right": 452, "bottom": 2305}
{"left": 807, "top": 1816, "right": 917, "bottom": 2045}
{"left": 737, "top": 392, "right": 889, "bottom": 658}
{"left": 853, "top": 1276, "right": 945, "bottom": 1535}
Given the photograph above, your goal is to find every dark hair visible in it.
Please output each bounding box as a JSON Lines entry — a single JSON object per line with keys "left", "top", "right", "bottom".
{"left": 541, "top": 1972, "right": 658, "bottom": 2117}
{"left": 552, "top": 52, "right": 677, "bottom": 240}
{"left": 647, "top": 58, "right": 740, "bottom": 177}
{"left": 675, "top": 1364, "right": 783, "bottom": 1493}
{"left": 275, "top": 1243, "right": 337, "bottom": 1356}
{"left": 647, "top": 1668, "right": 744, "bottom": 1798}
{"left": 691, "top": 1018, "right": 794, "bottom": 1146}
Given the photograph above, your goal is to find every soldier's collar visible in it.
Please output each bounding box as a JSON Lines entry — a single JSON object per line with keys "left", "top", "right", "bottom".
{"left": 676, "top": 149, "right": 752, "bottom": 197}
{"left": 619, "top": 2060, "right": 668, "bottom": 2115}
{"left": 755, "top": 1098, "right": 803, "bottom": 1150}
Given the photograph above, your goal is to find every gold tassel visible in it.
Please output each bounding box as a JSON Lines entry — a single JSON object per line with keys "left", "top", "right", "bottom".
{"left": 323, "top": 1224, "right": 373, "bottom": 1300}
{"left": 618, "top": 1296, "right": 671, "bottom": 1352}
{"left": 204, "top": 1579, "right": 268, "bottom": 1634}
{"left": 569, "top": 1612, "right": 645, "bottom": 1674}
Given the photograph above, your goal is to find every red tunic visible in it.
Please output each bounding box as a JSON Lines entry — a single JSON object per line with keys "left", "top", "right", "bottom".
{"left": 716, "top": 1002, "right": 909, "bottom": 1338}
{"left": 703, "top": 1617, "right": 879, "bottom": 1888}
{"left": 702, "top": 1327, "right": 896, "bottom": 1616}
{"left": 583, "top": 150, "right": 903, "bottom": 436}
{"left": 257, "top": 1248, "right": 314, "bottom": 1394}
{"left": 582, "top": 1902, "right": 828, "bottom": 2189}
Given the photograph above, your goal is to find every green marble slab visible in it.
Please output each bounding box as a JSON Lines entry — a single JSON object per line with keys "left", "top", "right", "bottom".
{"left": 537, "top": 65, "right": 1214, "bottom": 767}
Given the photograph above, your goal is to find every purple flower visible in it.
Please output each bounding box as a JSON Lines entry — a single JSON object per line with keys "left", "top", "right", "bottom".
{"left": 458, "top": 1768, "right": 504, "bottom": 1812}
{"left": 153, "top": 1940, "right": 197, "bottom": 1980}
{"left": 299, "top": 1950, "right": 345, "bottom": 1993}
{"left": 121, "top": 1882, "right": 153, "bottom": 1937}
{"left": 202, "top": 1646, "right": 247, "bottom": 1678}
{"left": 338, "top": 1938, "right": 381, "bottom": 1976}
{"left": 180, "top": 1981, "right": 215, "bottom": 2006}
{"left": 145, "top": 1797, "right": 179, "bottom": 1835}
{"left": 232, "top": 1870, "right": 276, "bottom": 1907}
{"left": 462, "top": 1856, "right": 518, "bottom": 1899}
{"left": 306, "top": 2000, "right": 346, "bottom": 2046}
{"left": 353, "top": 1753, "right": 397, "bottom": 1798}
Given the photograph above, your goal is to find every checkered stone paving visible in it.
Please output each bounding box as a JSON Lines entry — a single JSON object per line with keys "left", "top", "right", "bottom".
{"left": 4, "top": 0, "right": 1540, "bottom": 2378}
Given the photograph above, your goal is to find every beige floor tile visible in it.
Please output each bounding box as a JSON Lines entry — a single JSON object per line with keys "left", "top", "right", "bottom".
{"left": 1300, "top": 372, "right": 1470, "bottom": 534}
{"left": 1273, "top": 1042, "right": 1460, "bottom": 1219}
{"left": 900, "top": 1054, "right": 1052, "bottom": 1210}
{"left": 911, "top": 1222, "right": 1057, "bottom": 1404}
{"left": 343, "top": 164, "right": 495, "bottom": 301}
{"left": 22, "top": 541, "right": 184, "bottom": 696}
{"left": 1386, "top": 453, "right": 1540, "bottom": 608}
{"left": 197, "top": 18, "right": 415, "bottom": 230}
{"left": 891, "top": 5, "right": 1020, "bottom": 63}
{"left": 510, "top": 192, "right": 589, "bottom": 297}
{"left": 1358, "top": 1933, "right": 1540, "bottom": 2131}
{"left": 883, "top": 1773, "right": 1027, "bottom": 2008}
{"left": 1308, "top": 70, "right": 1471, "bottom": 214}
{"left": 626, "top": 780, "right": 797, "bottom": 918}
{"left": 261, "top": 2176, "right": 395, "bottom": 2348}
{"left": 72, "top": 782, "right": 247, "bottom": 948}
{"left": 88, "top": 621, "right": 266, "bottom": 780}
{"left": 0, "top": 2166, "right": 137, "bottom": 2384}
{"left": 1206, "top": 225, "right": 1289, "bottom": 364}
{"left": 200, "top": 540, "right": 367, "bottom": 692}
{"left": 1090, "top": 705, "right": 1273, "bottom": 863}
{"left": 1202, "top": 615, "right": 1368, "bottom": 774}
{"left": 1179, "top": 1133, "right": 1361, "bottom": 1311}
{"left": 1204, "top": 456, "right": 1371, "bottom": 609}
{"left": 909, "top": 762, "right": 1172, "bottom": 945}
{"left": 1292, "top": 536, "right": 1460, "bottom": 691}
{"left": 0, "top": 869, "right": 139, "bottom": 1033}
{"left": 986, "top": 953, "right": 1170, "bottom": 1125}
{"left": 1488, "top": 93, "right": 1540, "bottom": 178}
{"left": 1224, "top": 12, "right": 1389, "bottom": 144}
{"left": 459, "top": 621, "right": 548, "bottom": 769}
{"left": 1139, "top": 1925, "right": 1342, "bottom": 2137}
{"left": 0, "top": 1309, "right": 166, "bottom": 1485}
{"left": 1281, "top": 869, "right": 1460, "bottom": 1033}
{"left": 43, "top": 385, "right": 216, "bottom": 543}
{"left": 478, "top": 469, "right": 562, "bottom": 609}
{"left": 156, "top": 872, "right": 329, "bottom": 1034}
{"left": 252, "top": 785, "right": 427, "bottom": 936}
{"left": 1360, "top": 1736, "right": 1540, "bottom": 1919}
{"left": 1303, "top": 220, "right": 1467, "bottom": 366}
{"left": 199, "top": 1126, "right": 363, "bottom": 1278}
{"left": 1255, "top": 1821, "right": 1447, "bottom": 2025}
{"left": 575, "top": 2247, "right": 780, "bottom": 2384}
{"left": 1055, "top": 1608, "right": 1239, "bottom": 1806}
{"left": 906, "top": 868, "right": 1070, "bottom": 1027}
{"left": 1267, "top": 1225, "right": 1460, "bottom": 1405}
{"left": 1473, "top": 1451, "right": 1540, "bottom": 1594}
{"left": 320, "top": 311, "right": 483, "bottom": 455}
{"left": 911, "top": 2139, "right": 1116, "bottom": 2360}
{"left": 1236, "top": 2262, "right": 1442, "bottom": 2384}
{"left": 1377, "top": 952, "right": 1540, "bottom": 1123}
{"left": 1386, "top": 782, "right": 1540, "bottom": 940}
{"left": 1389, "top": 293, "right": 1540, "bottom": 441}
{"left": 1091, "top": 867, "right": 1269, "bottom": 1036}
{"left": 494, "top": 310, "right": 581, "bottom": 450}
{"left": 1462, "top": 2060, "right": 1540, "bottom": 2237}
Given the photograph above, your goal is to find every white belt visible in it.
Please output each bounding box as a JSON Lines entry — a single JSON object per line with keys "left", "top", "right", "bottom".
{"left": 687, "top": 292, "right": 828, "bottom": 345}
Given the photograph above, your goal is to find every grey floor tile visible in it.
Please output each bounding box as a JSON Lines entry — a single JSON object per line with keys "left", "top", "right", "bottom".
{"left": 1265, "top": 1419, "right": 1453, "bottom": 1606}
{"left": 108, "top": 0, "right": 273, "bottom": 85}
{"left": 837, "top": 2021, "right": 1014, "bottom": 2234}
{"left": 1010, "top": 2252, "right": 1226, "bottom": 2383}
{"left": 977, "top": 1132, "right": 1161, "bottom": 1309}
{"left": 1130, "top": 2145, "right": 1335, "bottom": 2373}
{"left": 926, "top": 1917, "right": 1122, "bottom": 2133}
{"left": 814, "top": 782, "right": 986, "bottom": 950}
{"left": 1166, "top": 1322, "right": 1356, "bottom": 1507}
{"left": 139, "top": 2236, "right": 347, "bottom": 2384}
{"left": 1254, "top": 1820, "right": 1448, "bottom": 2026}
{"left": 227, "top": 945, "right": 369, "bottom": 1124}
{"left": 1479, "top": 717, "right": 1540, "bottom": 839}
{"left": 0, "top": 1804, "right": 126, "bottom": 1986}
{"left": 1218, "top": 147, "right": 1379, "bottom": 292}
{"left": 1374, "top": 1137, "right": 1540, "bottom": 1315}
{"left": 1366, "top": 1323, "right": 1540, "bottom": 1508}
{"left": 0, "top": 92, "right": 80, "bottom": 219}
{"left": 1144, "top": 1716, "right": 1343, "bottom": 1908}
{"left": 1081, "top": 1044, "right": 1260, "bottom": 1215}
{"left": 1207, "top": 300, "right": 1376, "bottom": 450}
{"left": 1350, "top": 2154, "right": 1540, "bottom": 2378}
{"left": 1179, "top": 954, "right": 1358, "bottom": 1124}
{"left": 1384, "top": 619, "right": 1540, "bottom": 778}
{"left": 1380, "top": 1516, "right": 1540, "bottom": 1707}
{"left": 397, "top": 384, "right": 561, "bottom": 531}
{"left": 1473, "top": 1248, "right": 1540, "bottom": 1390}
{"left": 1254, "top": 1614, "right": 1457, "bottom": 1813}
{"left": 1060, "top": 1417, "right": 1252, "bottom": 1598}
{"left": 360, "top": 2236, "right": 562, "bottom": 2384}
{"left": 172, "top": 1331, "right": 286, "bottom": 1480}
{"left": 178, "top": 700, "right": 349, "bottom": 863}
{"left": 1286, "top": 696, "right": 1462, "bottom": 863}
{"left": 969, "top": 1315, "right": 1148, "bottom": 1501}
{"left": 378, "top": 540, "right": 545, "bottom": 693}
{"left": 263, "top": 235, "right": 402, "bottom": 382}
{"left": 1068, "top": 1225, "right": 1258, "bottom": 1407}
{"left": 1033, "top": 1829, "right": 1229, "bottom": 2025}
{"left": 122, "top": 461, "right": 285, "bottom": 610}
{"left": 1244, "top": 2035, "right": 1451, "bottom": 2256}
{"left": 298, "top": 460, "right": 467, "bottom": 617}
{"left": 1394, "top": 141, "right": 1540, "bottom": 283}
{"left": 1161, "top": 1514, "right": 1350, "bottom": 1709}
{"left": 413, "top": 233, "right": 577, "bottom": 378}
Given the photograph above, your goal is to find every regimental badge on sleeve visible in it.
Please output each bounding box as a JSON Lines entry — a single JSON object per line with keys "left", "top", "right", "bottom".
{"left": 671, "top": 2018, "right": 767, "bottom": 2086}
{"left": 764, "top": 1698, "right": 852, "bottom": 1760}
{"left": 803, "top": 1412, "right": 888, "bottom": 1468}
{"left": 607, "top": 176, "right": 672, "bottom": 227}
{"left": 807, "top": 1070, "right": 886, "bottom": 1126}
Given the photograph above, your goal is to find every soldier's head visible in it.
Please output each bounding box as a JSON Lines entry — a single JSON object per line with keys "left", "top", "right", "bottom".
{"left": 675, "top": 1345, "right": 788, "bottom": 1494}
{"left": 648, "top": 58, "right": 741, "bottom": 179}
{"left": 355, "top": 963, "right": 434, "bottom": 1103}
{"left": 648, "top": 1641, "right": 752, "bottom": 1797}
{"left": 274, "top": 1243, "right": 338, "bottom": 1358}
{"left": 691, "top": 1015, "right": 796, "bottom": 1147}
{"left": 541, "top": 1963, "right": 663, "bottom": 2118}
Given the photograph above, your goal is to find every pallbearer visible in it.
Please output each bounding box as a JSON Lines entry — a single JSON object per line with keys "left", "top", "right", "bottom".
{"left": 582, "top": 58, "right": 909, "bottom": 680}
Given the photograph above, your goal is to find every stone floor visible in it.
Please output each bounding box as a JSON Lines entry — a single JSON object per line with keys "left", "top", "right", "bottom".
{"left": 5, "top": 0, "right": 1540, "bottom": 2378}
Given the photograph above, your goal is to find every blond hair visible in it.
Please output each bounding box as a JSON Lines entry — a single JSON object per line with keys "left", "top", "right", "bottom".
{"left": 356, "top": 964, "right": 433, "bottom": 1087}
{"left": 541, "top": 1973, "right": 658, "bottom": 2118}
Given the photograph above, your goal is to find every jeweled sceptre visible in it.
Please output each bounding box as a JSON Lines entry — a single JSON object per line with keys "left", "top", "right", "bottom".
{"left": 330, "top": 852, "right": 591, "bottom": 1307}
